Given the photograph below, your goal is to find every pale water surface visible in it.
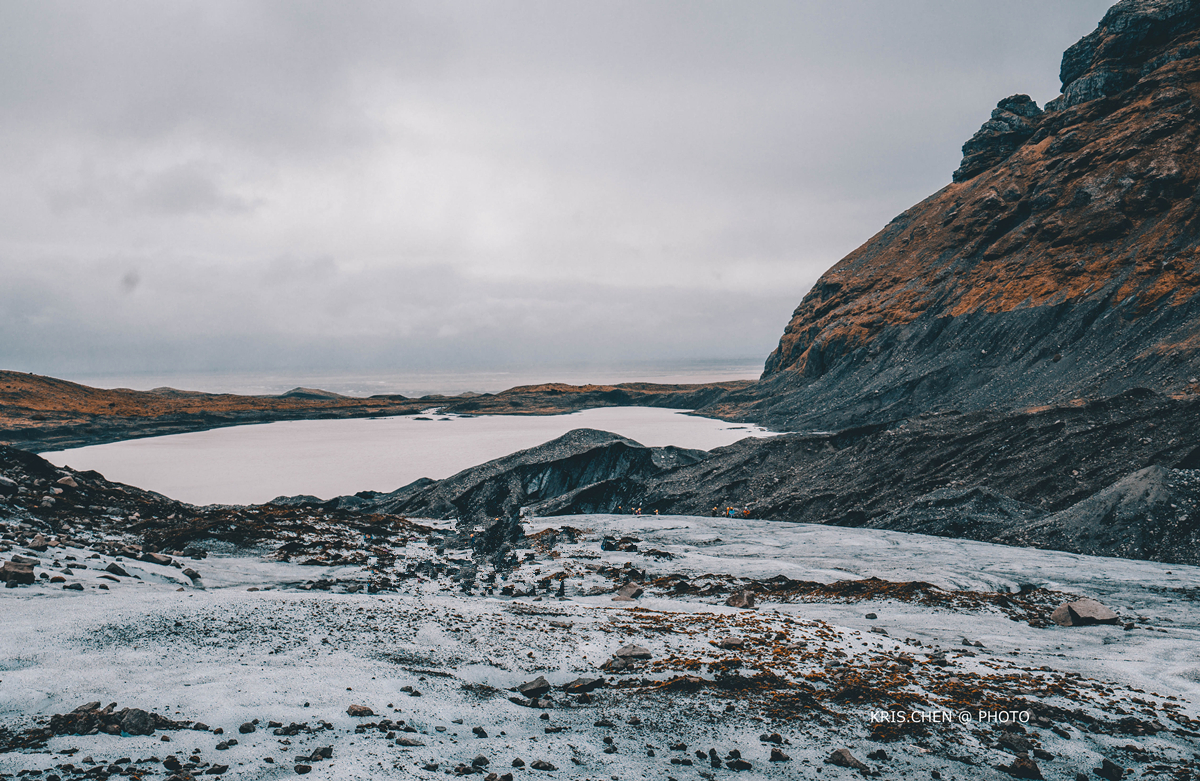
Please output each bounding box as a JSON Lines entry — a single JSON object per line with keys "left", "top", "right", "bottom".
{"left": 41, "top": 407, "right": 775, "bottom": 506}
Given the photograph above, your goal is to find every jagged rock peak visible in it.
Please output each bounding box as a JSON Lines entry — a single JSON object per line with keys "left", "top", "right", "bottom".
{"left": 1051, "top": 0, "right": 1200, "bottom": 111}
{"left": 953, "top": 95, "right": 1043, "bottom": 182}
{"left": 953, "top": 1, "right": 1200, "bottom": 182}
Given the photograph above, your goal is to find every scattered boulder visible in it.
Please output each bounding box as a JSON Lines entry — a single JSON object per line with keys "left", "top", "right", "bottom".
{"left": 0, "top": 560, "right": 35, "bottom": 586}
{"left": 614, "top": 644, "right": 652, "bottom": 660}
{"left": 1094, "top": 759, "right": 1124, "bottom": 781}
{"left": 826, "top": 748, "right": 870, "bottom": 772}
{"left": 1051, "top": 598, "right": 1118, "bottom": 626}
{"left": 769, "top": 748, "right": 791, "bottom": 762}
{"left": 142, "top": 552, "right": 174, "bottom": 566}
{"left": 516, "top": 676, "right": 552, "bottom": 699}
{"left": 725, "top": 590, "right": 756, "bottom": 609}
{"left": 346, "top": 705, "right": 374, "bottom": 717}
{"left": 56, "top": 476, "right": 79, "bottom": 488}
{"left": 239, "top": 722, "right": 255, "bottom": 734}
{"left": 562, "top": 677, "right": 604, "bottom": 694}
{"left": 998, "top": 756, "right": 1043, "bottom": 779}
{"left": 106, "top": 563, "right": 130, "bottom": 577}
{"left": 612, "top": 582, "right": 644, "bottom": 602}
{"left": 119, "top": 709, "right": 156, "bottom": 736}
{"left": 529, "top": 760, "right": 556, "bottom": 771}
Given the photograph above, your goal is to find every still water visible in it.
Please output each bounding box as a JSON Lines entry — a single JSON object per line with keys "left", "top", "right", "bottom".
{"left": 41, "top": 407, "right": 775, "bottom": 506}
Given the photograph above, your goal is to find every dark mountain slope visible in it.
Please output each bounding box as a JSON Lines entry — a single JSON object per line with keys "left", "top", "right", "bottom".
{"left": 703, "top": 0, "right": 1200, "bottom": 431}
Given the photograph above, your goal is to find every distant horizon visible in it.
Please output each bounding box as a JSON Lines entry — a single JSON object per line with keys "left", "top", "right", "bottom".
{"left": 35, "top": 357, "right": 765, "bottom": 398}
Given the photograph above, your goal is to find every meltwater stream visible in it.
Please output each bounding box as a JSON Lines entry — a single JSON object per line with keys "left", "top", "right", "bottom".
{"left": 40, "top": 407, "right": 776, "bottom": 506}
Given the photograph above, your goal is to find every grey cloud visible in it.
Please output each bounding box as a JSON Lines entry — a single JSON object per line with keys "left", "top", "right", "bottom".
{"left": 0, "top": 1, "right": 1115, "bottom": 381}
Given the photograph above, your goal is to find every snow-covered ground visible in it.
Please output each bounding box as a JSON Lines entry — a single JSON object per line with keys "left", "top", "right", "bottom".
{"left": 3, "top": 515, "right": 1198, "bottom": 781}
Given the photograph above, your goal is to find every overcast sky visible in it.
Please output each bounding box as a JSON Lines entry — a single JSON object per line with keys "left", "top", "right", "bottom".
{"left": 0, "top": 1, "right": 1113, "bottom": 386}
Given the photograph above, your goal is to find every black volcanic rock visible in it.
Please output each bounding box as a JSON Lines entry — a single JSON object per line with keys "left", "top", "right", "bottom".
{"left": 1052, "top": 0, "right": 1200, "bottom": 111}
{"left": 953, "top": 94, "right": 1043, "bottom": 182}
{"left": 357, "top": 429, "right": 706, "bottom": 527}
{"left": 993, "top": 464, "right": 1200, "bottom": 561}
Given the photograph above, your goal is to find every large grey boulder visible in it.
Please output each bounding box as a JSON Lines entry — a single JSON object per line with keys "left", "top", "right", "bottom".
{"left": 1051, "top": 598, "right": 1119, "bottom": 626}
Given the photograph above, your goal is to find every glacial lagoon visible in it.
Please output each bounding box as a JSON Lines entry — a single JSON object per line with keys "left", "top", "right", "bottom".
{"left": 41, "top": 407, "right": 776, "bottom": 506}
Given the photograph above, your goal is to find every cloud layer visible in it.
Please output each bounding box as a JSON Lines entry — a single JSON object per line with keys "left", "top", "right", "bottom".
{"left": 0, "top": 1, "right": 1113, "bottom": 382}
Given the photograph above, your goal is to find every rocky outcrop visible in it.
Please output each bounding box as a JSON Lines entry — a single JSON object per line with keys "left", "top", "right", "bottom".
{"left": 1052, "top": 0, "right": 1200, "bottom": 111}
{"left": 709, "top": 0, "right": 1200, "bottom": 432}
{"left": 953, "top": 94, "right": 1043, "bottom": 182}
{"left": 993, "top": 464, "right": 1200, "bottom": 561}
{"left": 352, "top": 429, "right": 707, "bottom": 528}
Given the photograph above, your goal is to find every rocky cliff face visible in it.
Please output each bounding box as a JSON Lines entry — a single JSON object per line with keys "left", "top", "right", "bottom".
{"left": 713, "top": 0, "right": 1200, "bottom": 431}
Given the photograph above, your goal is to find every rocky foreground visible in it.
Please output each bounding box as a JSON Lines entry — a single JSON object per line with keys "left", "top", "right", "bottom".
{"left": 3, "top": 468, "right": 1200, "bottom": 781}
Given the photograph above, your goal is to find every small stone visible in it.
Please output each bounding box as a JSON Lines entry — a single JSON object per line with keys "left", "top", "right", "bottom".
{"left": 530, "top": 760, "right": 556, "bottom": 771}
{"left": 511, "top": 759, "right": 525, "bottom": 768}
{"left": 726, "top": 759, "right": 752, "bottom": 771}
{"left": 1094, "top": 759, "right": 1123, "bottom": 781}
{"left": 295, "top": 765, "right": 312, "bottom": 774}
{"left": 473, "top": 725, "right": 489, "bottom": 737}
{"left": 346, "top": 705, "right": 374, "bottom": 717}
{"left": 105, "top": 562, "right": 130, "bottom": 577}
{"left": 864, "top": 612, "right": 878, "bottom": 620}
{"left": 239, "top": 722, "right": 255, "bottom": 734}
{"left": 472, "top": 756, "right": 490, "bottom": 767}
{"left": 205, "top": 765, "right": 229, "bottom": 775}
{"left": 396, "top": 736, "right": 425, "bottom": 747}
{"left": 769, "top": 748, "right": 790, "bottom": 762}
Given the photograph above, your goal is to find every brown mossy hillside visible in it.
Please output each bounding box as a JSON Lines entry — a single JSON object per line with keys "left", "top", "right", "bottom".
{"left": 735, "top": 0, "right": 1200, "bottom": 431}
